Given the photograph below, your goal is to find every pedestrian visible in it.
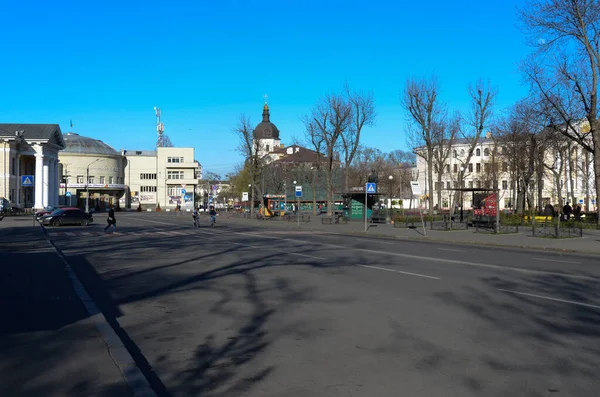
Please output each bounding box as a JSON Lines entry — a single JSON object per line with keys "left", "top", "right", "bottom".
{"left": 104, "top": 205, "right": 116, "bottom": 232}
{"left": 573, "top": 204, "right": 582, "bottom": 221}
{"left": 192, "top": 207, "right": 199, "bottom": 227}
{"left": 563, "top": 202, "right": 572, "bottom": 221}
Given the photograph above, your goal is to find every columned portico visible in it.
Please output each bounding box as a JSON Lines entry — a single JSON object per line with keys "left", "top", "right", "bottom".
{"left": 34, "top": 149, "right": 44, "bottom": 210}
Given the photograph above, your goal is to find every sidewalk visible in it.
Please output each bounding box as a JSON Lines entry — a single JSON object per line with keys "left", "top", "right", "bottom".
{"left": 0, "top": 217, "right": 133, "bottom": 397}
{"left": 218, "top": 213, "right": 600, "bottom": 256}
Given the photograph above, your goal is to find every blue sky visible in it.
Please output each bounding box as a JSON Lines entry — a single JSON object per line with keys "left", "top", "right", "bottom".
{"left": 1, "top": 0, "right": 531, "bottom": 177}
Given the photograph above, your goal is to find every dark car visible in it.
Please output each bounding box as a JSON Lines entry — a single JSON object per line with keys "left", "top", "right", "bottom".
{"left": 38, "top": 208, "right": 93, "bottom": 227}
{"left": 35, "top": 205, "right": 79, "bottom": 218}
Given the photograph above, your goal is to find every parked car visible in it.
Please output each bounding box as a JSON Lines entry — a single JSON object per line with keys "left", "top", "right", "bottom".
{"left": 38, "top": 208, "right": 94, "bottom": 227}
{"left": 35, "top": 205, "right": 78, "bottom": 219}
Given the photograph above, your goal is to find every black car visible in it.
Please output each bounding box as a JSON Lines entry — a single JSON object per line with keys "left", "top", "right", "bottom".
{"left": 38, "top": 208, "right": 94, "bottom": 227}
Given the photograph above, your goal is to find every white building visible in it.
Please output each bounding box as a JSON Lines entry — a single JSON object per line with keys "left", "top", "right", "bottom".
{"left": 415, "top": 131, "right": 597, "bottom": 212}
{"left": 58, "top": 132, "right": 127, "bottom": 211}
{"left": 0, "top": 124, "right": 64, "bottom": 211}
{"left": 123, "top": 147, "right": 199, "bottom": 210}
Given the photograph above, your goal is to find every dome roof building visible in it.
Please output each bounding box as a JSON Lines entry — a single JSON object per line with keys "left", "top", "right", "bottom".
{"left": 253, "top": 103, "right": 280, "bottom": 140}
{"left": 62, "top": 133, "right": 121, "bottom": 157}
{"left": 58, "top": 132, "right": 126, "bottom": 211}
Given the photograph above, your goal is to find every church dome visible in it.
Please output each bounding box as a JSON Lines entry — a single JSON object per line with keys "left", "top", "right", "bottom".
{"left": 62, "top": 133, "right": 120, "bottom": 156}
{"left": 253, "top": 103, "right": 280, "bottom": 140}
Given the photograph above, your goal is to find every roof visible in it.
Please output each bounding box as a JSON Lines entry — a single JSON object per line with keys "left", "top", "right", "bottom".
{"left": 272, "top": 145, "right": 325, "bottom": 164}
{"left": 253, "top": 103, "right": 280, "bottom": 140}
{"left": 62, "top": 132, "right": 120, "bottom": 156}
{"left": 0, "top": 123, "right": 65, "bottom": 148}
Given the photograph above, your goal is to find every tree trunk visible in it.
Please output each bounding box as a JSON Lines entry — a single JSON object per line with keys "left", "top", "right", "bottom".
{"left": 312, "top": 168, "right": 318, "bottom": 216}
{"left": 427, "top": 156, "right": 434, "bottom": 213}
{"left": 594, "top": 139, "right": 600, "bottom": 225}
{"left": 326, "top": 164, "right": 333, "bottom": 216}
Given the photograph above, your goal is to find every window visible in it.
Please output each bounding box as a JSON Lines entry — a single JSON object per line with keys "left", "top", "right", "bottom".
{"left": 468, "top": 163, "right": 473, "bottom": 172}
{"left": 77, "top": 175, "right": 84, "bottom": 183}
{"left": 460, "top": 149, "right": 465, "bottom": 156}
{"left": 100, "top": 176, "right": 105, "bottom": 184}
{"left": 468, "top": 181, "right": 473, "bottom": 188}
{"left": 476, "top": 148, "right": 481, "bottom": 156}
{"left": 140, "top": 173, "right": 157, "bottom": 180}
{"left": 109, "top": 176, "right": 114, "bottom": 184}
{"left": 453, "top": 150, "right": 457, "bottom": 158}
{"left": 502, "top": 162, "right": 508, "bottom": 172}
{"left": 141, "top": 186, "right": 157, "bottom": 192}
{"left": 167, "top": 157, "right": 185, "bottom": 163}
{"left": 266, "top": 145, "right": 270, "bottom": 152}
{"left": 167, "top": 171, "right": 184, "bottom": 180}
{"left": 446, "top": 182, "right": 451, "bottom": 190}
{"left": 484, "top": 148, "right": 490, "bottom": 156}
{"left": 453, "top": 164, "right": 458, "bottom": 173}
{"left": 168, "top": 186, "right": 184, "bottom": 196}
{"left": 88, "top": 176, "right": 94, "bottom": 184}
{"left": 476, "top": 163, "right": 481, "bottom": 173}
{"left": 502, "top": 180, "right": 508, "bottom": 190}
{"left": 445, "top": 164, "right": 450, "bottom": 173}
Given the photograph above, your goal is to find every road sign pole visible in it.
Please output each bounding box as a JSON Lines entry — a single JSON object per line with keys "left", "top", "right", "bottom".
{"left": 297, "top": 196, "right": 300, "bottom": 227}
{"left": 364, "top": 185, "right": 368, "bottom": 232}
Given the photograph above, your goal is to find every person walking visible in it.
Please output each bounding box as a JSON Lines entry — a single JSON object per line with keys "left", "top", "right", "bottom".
{"left": 563, "top": 202, "right": 572, "bottom": 221}
{"left": 104, "top": 205, "right": 116, "bottom": 233}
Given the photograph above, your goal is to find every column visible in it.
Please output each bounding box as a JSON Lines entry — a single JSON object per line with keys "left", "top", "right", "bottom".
{"left": 16, "top": 155, "right": 21, "bottom": 206}
{"left": 51, "top": 159, "right": 58, "bottom": 206}
{"left": 43, "top": 159, "right": 49, "bottom": 208}
{"left": 34, "top": 149, "right": 44, "bottom": 209}
{"left": 49, "top": 159, "right": 55, "bottom": 207}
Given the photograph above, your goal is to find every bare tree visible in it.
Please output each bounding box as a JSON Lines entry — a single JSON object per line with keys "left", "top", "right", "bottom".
{"left": 519, "top": 0, "right": 600, "bottom": 223}
{"left": 304, "top": 93, "right": 350, "bottom": 216}
{"left": 233, "top": 114, "right": 264, "bottom": 216}
{"left": 431, "top": 117, "right": 458, "bottom": 211}
{"left": 340, "top": 84, "right": 377, "bottom": 192}
{"left": 403, "top": 76, "right": 444, "bottom": 212}
{"left": 455, "top": 81, "right": 496, "bottom": 207}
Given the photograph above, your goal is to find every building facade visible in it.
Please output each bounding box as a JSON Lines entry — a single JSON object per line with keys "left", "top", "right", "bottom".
{"left": 0, "top": 124, "right": 64, "bottom": 210}
{"left": 124, "top": 147, "right": 199, "bottom": 210}
{"left": 415, "top": 132, "right": 597, "bottom": 212}
{"left": 58, "top": 133, "right": 127, "bottom": 210}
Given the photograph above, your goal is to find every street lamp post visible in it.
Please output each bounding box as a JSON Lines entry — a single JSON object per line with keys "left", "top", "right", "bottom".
{"left": 85, "top": 159, "right": 102, "bottom": 213}
{"left": 248, "top": 184, "right": 252, "bottom": 215}
{"left": 459, "top": 166, "right": 465, "bottom": 223}
{"left": 387, "top": 175, "right": 393, "bottom": 224}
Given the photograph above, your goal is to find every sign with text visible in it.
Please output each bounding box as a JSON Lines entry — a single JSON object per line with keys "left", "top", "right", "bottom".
{"left": 410, "top": 181, "right": 422, "bottom": 196}
{"left": 242, "top": 192, "right": 249, "bottom": 201}
{"left": 295, "top": 186, "right": 302, "bottom": 197}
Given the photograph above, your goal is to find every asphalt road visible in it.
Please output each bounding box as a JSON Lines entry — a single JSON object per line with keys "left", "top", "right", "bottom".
{"left": 44, "top": 212, "right": 600, "bottom": 397}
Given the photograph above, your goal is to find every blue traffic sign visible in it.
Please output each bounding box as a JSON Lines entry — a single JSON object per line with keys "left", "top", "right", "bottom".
{"left": 65, "top": 191, "right": 72, "bottom": 197}
{"left": 181, "top": 189, "right": 186, "bottom": 194}
{"left": 21, "top": 175, "right": 34, "bottom": 187}
{"left": 295, "top": 186, "right": 302, "bottom": 197}
{"left": 366, "top": 182, "right": 376, "bottom": 193}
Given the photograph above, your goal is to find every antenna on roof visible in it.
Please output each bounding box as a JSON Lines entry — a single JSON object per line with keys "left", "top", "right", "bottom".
{"left": 154, "top": 107, "right": 164, "bottom": 148}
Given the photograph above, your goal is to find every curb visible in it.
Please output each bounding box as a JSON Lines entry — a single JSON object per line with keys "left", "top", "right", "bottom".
{"left": 40, "top": 223, "right": 158, "bottom": 397}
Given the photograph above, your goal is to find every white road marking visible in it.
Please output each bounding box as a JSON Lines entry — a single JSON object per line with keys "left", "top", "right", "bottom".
{"left": 358, "top": 264, "right": 440, "bottom": 280}
{"left": 65, "top": 232, "right": 76, "bottom": 237}
{"left": 437, "top": 248, "right": 465, "bottom": 252}
{"left": 497, "top": 289, "right": 600, "bottom": 309}
{"left": 532, "top": 257, "right": 581, "bottom": 264}
{"left": 289, "top": 252, "right": 326, "bottom": 260}
{"left": 231, "top": 231, "right": 597, "bottom": 281}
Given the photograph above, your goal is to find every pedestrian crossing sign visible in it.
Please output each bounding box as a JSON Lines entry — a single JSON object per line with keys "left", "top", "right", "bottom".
{"left": 366, "top": 182, "right": 376, "bottom": 193}
{"left": 21, "top": 175, "right": 34, "bottom": 187}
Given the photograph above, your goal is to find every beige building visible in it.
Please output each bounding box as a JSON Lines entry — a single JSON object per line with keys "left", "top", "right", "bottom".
{"left": 0, "top": 124, "right": 64, "bottom": 211}
{"left": 123, "top": 147, "right": 199, "bottom": 210}
{"left": 58, "top": 133, "right": 127, "bottom": 211}
{"left": 415, "top": 131, "right": 597, "bottom": 212}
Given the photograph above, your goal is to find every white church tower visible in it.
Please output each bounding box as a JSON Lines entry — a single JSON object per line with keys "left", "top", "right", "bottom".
{"left": 252, "top": 98, "right": 281, "bottom": 158}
